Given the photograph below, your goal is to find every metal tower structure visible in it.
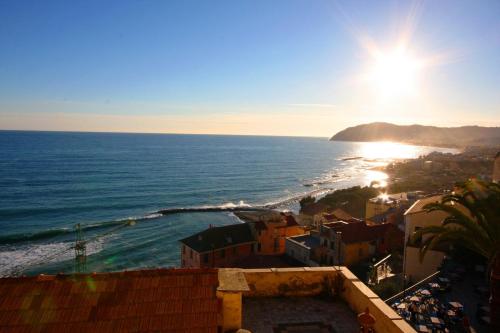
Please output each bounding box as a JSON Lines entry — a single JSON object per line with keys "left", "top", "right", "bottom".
{"left": 74, "top": 223, "right": 87, "bottom": 273}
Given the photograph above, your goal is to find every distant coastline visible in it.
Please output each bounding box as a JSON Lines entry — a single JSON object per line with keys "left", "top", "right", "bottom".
{"left": 331, "top": 122, "right": 500, "bottom": 148}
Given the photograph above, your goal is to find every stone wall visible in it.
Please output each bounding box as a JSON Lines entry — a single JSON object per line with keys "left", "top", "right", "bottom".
{"left": 235, "top": 267, "right": 416, "bottom": 333}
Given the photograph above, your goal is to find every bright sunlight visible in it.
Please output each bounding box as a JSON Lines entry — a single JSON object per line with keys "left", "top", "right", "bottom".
{"left": 368, "top": 46, "right": 423, "bottom": 98}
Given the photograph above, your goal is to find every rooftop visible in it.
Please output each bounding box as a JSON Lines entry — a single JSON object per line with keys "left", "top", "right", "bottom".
{"left": 179, "top": 222, "right": 255, "bottom": 253}
{"left": 322, "top": 208, "right": 355, "bottom": 222}
{"left": 0, "top": 268, "right": 219, "bottom": 333}
{"left": 322, "top": 220, "right": 396, "bottom": 243}
{"left": 232, "top": 254, "right": 304, "bottom": 269}
{"left": 404, "top": 195, "right": 443, "bottom": 215}
{"left": 288, "top": 234, "right": 320, "bottom": 249}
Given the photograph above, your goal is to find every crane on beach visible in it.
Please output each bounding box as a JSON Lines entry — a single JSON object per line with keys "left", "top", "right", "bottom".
{"left": 0, "top": 219, "right": 136, "bottom": 277}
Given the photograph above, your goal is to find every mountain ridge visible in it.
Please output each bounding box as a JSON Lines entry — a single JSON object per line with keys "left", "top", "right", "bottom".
{"left": 330, "top": 122, "right": 500, "bottom": 147}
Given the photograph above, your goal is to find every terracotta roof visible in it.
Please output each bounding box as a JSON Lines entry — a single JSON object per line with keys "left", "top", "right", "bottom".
{"left": 0, "top": 268, "right": 219, "bottom": 332}
{"left": 322, "top": 221, "right": 394, "bottom": 243}
{"left": 179, "top": 223, "right": 256, "bottom": 253}
{"left": 281, "top": 214, "right": 299, "bottom": 227}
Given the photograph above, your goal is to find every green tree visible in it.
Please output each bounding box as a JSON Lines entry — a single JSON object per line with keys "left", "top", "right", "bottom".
{"left": 411, "top": 180, "right": 500, "bottom": 329}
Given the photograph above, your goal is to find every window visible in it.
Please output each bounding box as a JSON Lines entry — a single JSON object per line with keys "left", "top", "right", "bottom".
{"left": 412, "top": 227, "right": 423, "bottom": 245}
{"left": 330, "top": 242, "right": 335, "bottom": 250}
{"left": 203, "top": 253, "right": 209, "bottom": 263}
{"left": 257, "top": 243, "right": 262, "bottom": 252}
{"left": 274, "top": 238, "right": 279, "bottom": 252}
{"left": 220, "top": 249, "right": 225, "bottom": 258}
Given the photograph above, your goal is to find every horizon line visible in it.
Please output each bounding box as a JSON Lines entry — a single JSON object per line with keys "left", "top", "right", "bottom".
{"left": 0, "top": 128, "right": 330, "bottom": 139}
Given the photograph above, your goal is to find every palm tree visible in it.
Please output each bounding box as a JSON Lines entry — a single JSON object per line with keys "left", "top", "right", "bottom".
{"left": 411, "top": 179, "right": 500, "bottom": 329}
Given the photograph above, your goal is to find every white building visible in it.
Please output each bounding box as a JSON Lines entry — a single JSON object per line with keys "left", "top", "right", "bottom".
{"left": 285, "top": 234, "right": 320, "bottom": 267}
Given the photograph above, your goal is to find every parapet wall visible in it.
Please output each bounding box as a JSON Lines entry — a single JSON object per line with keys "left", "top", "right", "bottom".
{"left": 237, "top": 267, "right": 416, "bottom": 333}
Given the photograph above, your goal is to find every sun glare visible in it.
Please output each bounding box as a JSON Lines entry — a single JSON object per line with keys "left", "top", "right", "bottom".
{"left": 368, "top": 47, "right": 422, "bottom": 98}
{"left": 359, "top": 141, "right": 420, "bottom": 160}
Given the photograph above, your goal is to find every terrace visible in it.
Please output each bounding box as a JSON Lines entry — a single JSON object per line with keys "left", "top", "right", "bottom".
{"left": 219, "top": 267, "right": 416, "bottom": 333}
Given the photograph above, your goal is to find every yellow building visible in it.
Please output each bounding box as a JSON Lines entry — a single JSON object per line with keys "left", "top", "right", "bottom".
{"left": 252, "top": 213, "right": 305, "bottom": 255}
{"left": 365, "top": 193, "right": 408, "bottom": 219}
{"left": 403, "top": 195, "right": 447, "bottom": 282}
{"left": 319, "top": 220, "right": 403, "bottom": 267}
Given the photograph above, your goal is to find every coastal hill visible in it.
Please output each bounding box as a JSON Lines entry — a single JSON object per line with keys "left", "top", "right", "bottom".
{"left": 330, "top": 122, "right": 500, "bottom": 147}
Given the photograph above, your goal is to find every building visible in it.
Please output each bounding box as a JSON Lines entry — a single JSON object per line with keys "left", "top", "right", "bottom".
{"left": 0, "top": 267, "right": 416, "bottom": 333}
{"left": 180, "top": 223, "right": 256, "bottom": 268}
{"left": 403, "top": 195, "right": 448, "bottom": 282}
{"left": 285, "top": 233, "right": 320, "bottom": 266}
{"left": 368, "top": 205, "right": 408, "bottom": 231}
{"left": 365, "top": 192, "right": 422, "bottom": 220}
{"left": 250, "top": 213, "right": 305, "bottom": 255}
{"left": 319, "top": 220, "right": 403, "bottom": 266}
{"left": 493, "top": 151, "right": 500, "bottom": 183}
{"left": 0, "top": 268, "right": 220, "bottom": 332}
{"left": 312, "top": 208, "right": 356, "bottom": 228}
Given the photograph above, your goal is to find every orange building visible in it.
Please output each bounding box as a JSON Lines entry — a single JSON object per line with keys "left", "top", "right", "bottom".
{"left": 251, "top": 213, "right": 305, "bottom": 255}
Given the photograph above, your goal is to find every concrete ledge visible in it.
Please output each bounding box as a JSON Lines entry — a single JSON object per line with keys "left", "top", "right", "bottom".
{"left": 340, "top": 266, "right": 360, "bottom": 281}
{"left": 274, "top": 267, "right": 307, "bottom": 272}
{"left": 303, "top": 266, "right": 337, "bottom": 271}
{"left": 218, "top": 269, "right": 249, "bottom": 292}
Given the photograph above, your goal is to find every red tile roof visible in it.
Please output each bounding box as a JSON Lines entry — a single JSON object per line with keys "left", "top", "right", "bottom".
{"left": 0, "top": 268, "right": 219, "bottom": 333}
{"left": 278, "top": 213, "right": 299, "bottom": 227}
{"left": 322, "top": 208, "right": 354, "bottom": 222}
{"left": 322, "top": 221, "right": 395, "bottom": 243}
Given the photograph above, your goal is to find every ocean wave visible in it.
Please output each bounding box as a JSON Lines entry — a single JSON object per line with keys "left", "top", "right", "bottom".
{"left": 0, "top": 215, "right": 149, "bottom": 246}
{"left": 0, "top": 192, "right": 334, "bottom": 247}
{"left": 0, "top": 237, "right": 108, "bottom": 277}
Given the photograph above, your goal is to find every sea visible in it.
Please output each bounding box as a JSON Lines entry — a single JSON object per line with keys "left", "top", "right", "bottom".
{"left": 0, "top": 131, "right": 457, "bottom": 276}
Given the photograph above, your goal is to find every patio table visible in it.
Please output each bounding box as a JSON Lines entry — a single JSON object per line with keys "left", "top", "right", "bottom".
{"left": 448, "top": 302, "right": 463, "bottom": 309}
{"left": 416, "top": 324, "right": 429, "bottom": 332}
{"left": 430, "top": 317, "right": 444, "bottom": 325}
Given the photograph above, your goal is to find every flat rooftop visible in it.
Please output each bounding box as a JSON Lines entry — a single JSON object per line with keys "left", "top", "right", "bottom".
{"left": 288, "top": 234, "right": 320, "bottom": 249}
{"left": 242, "top": 296, "right": 359, "bottom": 333}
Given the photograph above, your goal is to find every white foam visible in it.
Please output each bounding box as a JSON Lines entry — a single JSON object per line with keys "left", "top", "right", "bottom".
{"left": 0, "top": 237, "right": 109, "bottom": 277}
{"left": 199, "top": 200, "right": 252, "bottom": 209}
{"left": 143, "top": 213, "right": 163, "bottom": 219}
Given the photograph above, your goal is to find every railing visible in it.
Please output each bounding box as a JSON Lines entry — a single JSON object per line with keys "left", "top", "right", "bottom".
{"left": 384, "top": 270, "right": 441, "bottom": 304}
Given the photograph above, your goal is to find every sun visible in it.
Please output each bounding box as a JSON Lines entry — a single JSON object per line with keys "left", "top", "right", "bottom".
{"left": 368, "top": 46, "right": 423, "bottom": 99}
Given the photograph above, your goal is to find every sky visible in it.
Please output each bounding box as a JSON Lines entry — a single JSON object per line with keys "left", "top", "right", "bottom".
{"left": 0, "top": 0, "right": 499, "bottom": 137}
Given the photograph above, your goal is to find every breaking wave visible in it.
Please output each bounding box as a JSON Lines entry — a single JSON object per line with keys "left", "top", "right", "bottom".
{"left": 0, "top": 236, "right": 109, "bottom": 277}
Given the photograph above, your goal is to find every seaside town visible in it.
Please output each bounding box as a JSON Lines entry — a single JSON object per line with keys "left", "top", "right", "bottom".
{"left": 1, "top": 149, "right": 498, "bottom": 333}
{"left": 1, "top": 1, "right": 500, "bottom": 333}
